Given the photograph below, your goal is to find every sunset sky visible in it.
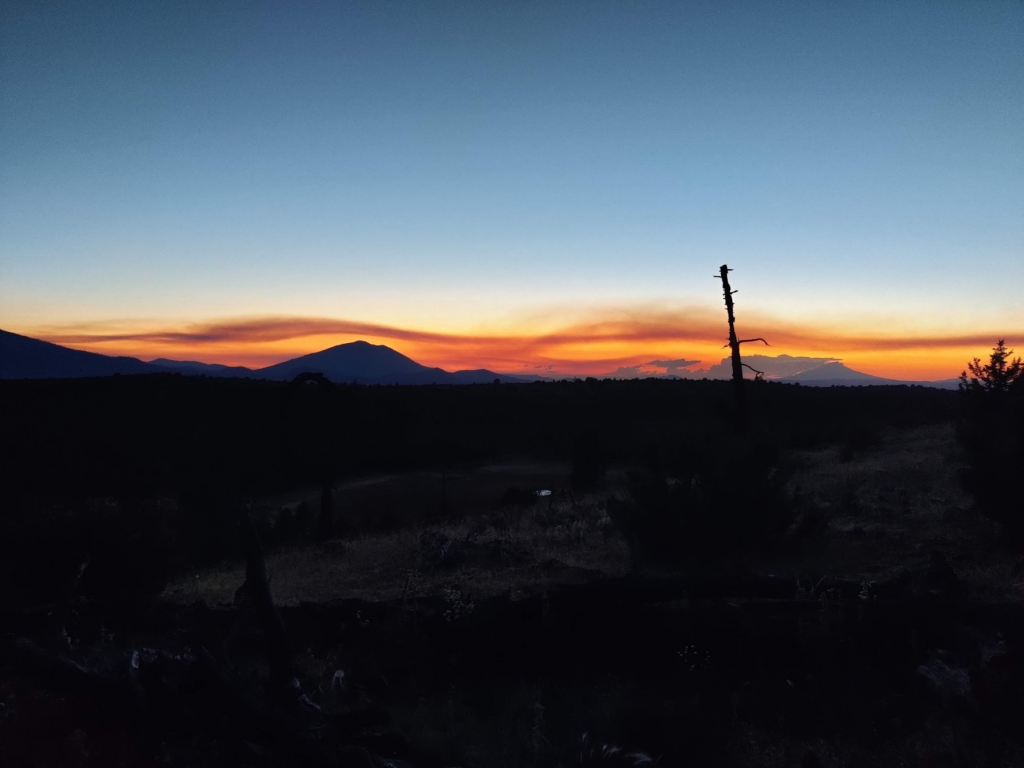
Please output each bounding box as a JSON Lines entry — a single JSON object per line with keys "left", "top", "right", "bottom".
{"left": 2, "top": 1, "right": 1021, "bottom": 380}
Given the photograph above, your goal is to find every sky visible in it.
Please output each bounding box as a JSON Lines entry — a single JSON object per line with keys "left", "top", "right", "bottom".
{"left": 2, "top": 0, "right": 1021, "bottom": 380}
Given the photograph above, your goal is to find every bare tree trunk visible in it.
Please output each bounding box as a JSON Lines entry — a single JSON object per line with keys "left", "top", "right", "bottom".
{"left": 717, "top": 264, "right": 747, "bottom": 432}
{"left": 715, "top": 264, "right": 768, "bottom": 434}
{"left": 237, "top": 504, "right": 298, "bottom": 696}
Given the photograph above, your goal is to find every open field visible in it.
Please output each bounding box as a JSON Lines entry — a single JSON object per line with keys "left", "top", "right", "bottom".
{"left": 169, "top": 422, "right": 1022, "bottom": 608}
{"left": 254, "top": 461, "right": 580, "bottom": 535}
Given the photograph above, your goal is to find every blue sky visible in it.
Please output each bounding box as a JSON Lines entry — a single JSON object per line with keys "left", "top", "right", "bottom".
{"left": 1, "top": 1, "right": 1021, "bottom": 376}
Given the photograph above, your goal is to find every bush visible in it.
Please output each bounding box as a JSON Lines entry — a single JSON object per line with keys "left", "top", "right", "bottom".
{"left": 571, "top": 430, "right": 608, "bottom": 492}
{"left": 0, "top": 496, "right": 177, "bottom": 607}
{"left": 78, "top": 497, "right": 178, "bottom": 604}
{"left": 606, "top": 435, "right": 796, "bottom": 570}
{"left": 957, "top": 340, "right": 1024, "bottom": 546}
{"left": 498, "top": 486, "right": 542, "bottom": 508}
{"left": 255, "top": 501, "right": 317, "bottom": 551}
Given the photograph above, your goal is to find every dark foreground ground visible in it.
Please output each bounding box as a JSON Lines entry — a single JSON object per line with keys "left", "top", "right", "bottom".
{"left": 1, "top": 376, "right": 1022, "bottom": 767}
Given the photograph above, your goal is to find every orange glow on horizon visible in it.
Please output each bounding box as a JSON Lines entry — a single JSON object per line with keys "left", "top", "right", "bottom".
{"left": 19, "top": 311, "right": 1021, "bottom": 383}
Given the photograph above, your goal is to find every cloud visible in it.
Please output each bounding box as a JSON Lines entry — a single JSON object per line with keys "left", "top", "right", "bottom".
{"left": 605, "top": 358, "right": 703, "bottom": 379}
{"left": 645, "top": 358, "right": 702, "bottom": 376}
{"left": 36, "top": 317, "right": 463, "bottom": 347}
{"left": 25, "top": 308, "right": 1019, "bottom": 380}
{"left": 36, "top": 311, "right": 1011, "bottom": 356}
{"left": 647, "top": 358, "right": 702, "bottom": 368}
{"left": 607, "top": 365, "right": 644, "bottom": 379}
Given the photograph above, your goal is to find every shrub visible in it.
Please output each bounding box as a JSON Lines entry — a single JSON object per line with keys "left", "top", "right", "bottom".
{"left": 571, "top": 431, "right": 608, "bottom": 492}
{"left": 78, "top": 496, "right": 178, "bottom": 604}
{"left": 498, "top": 486, "right": 541, "bottom": 508}
{"left": 838, "top": 422, "right": 882, "bottom": 461}
{"left": 0, "top": 496, "right": 177, "bottom": 608}
{"left": 419, "top": 529, "right": 457, "bottom": 568}
{"left": 255, "top": 501, "right": 317, "bottom": 551}
{"left": 606, "top": 435, "right": 796, "bottom": 570}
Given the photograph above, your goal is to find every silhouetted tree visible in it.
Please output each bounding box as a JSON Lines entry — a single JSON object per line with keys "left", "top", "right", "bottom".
{"left": 959, "top": 339, "right": 1024, "bottom": 394}
{"left": 957, "top": 340, "right": 1024, "bottom": 546}
{"left": 714, "top": 265, "right": 768, "bottom": 433}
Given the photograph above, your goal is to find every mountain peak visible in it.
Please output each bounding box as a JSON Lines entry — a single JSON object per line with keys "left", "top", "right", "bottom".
{"left": 257, "top": 339, "right": 473, "bottom": 384}
{"left": 782, "top": 362, "right": 894, "bottom": 385}
{"left": 327, "top": 340, "right": 376, "bottom": 349}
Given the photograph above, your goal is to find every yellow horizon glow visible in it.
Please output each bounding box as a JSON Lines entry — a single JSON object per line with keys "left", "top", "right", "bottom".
{"left": 12, "top": 307, "right": 1021, "bottom": 382}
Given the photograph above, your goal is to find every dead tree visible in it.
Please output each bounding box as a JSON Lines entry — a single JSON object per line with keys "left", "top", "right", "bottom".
{"left": 235, "top": 502, "right": 327, "bottom": 714}
{"left": 237, "top": 503, "right": 297, "bottom": 695}
{"left": 714, "top": 264, "right": 769, "bottom": 432}
{"left": 284, "top": 372, "right": 340, "bottom": 541}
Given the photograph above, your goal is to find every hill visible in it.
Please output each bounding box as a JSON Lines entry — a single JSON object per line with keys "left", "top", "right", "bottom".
{"left": 149, "top": 358, "right": 253, "bottom": 377}
{"left": 0, "top": 329, "right": 155, "bottom": 379}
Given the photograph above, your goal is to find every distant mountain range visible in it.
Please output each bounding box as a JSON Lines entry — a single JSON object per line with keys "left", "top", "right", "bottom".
{"left": 0, "top": 328, "right": 959, "bottom": 388}
{"left": 0, "top": 329, "right": 530, "bottom": 385}
{"left": 148, "top": 358, "right": 254, "bottom": 376}
{"left": 775, "top": 361, "right": 959, "bottom": 389}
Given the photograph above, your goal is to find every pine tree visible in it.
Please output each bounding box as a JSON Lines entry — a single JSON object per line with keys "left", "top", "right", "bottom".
{"left": 957, "top": 339, "right": 1024, "bottom": 547}
{"left": 959, "top": 339, "right": 1024, "bottom": 394}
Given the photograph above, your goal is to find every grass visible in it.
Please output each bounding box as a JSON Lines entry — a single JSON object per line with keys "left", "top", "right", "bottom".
{"left": 166, "top": 492, "right": 631, "bottom": 606}
{"left": 169, "top": 421, "right": 1022, "bottom": 607}
{"left": 773, "top": 421, "right": 1022, "bottom": 600}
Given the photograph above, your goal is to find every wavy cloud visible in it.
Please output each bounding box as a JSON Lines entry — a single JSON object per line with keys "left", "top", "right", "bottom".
{"left": 25, "top": 310, "right": 1020, "bottom": 380}
{"left": 37, "top": 313, "right": 1011, "bottom": 354}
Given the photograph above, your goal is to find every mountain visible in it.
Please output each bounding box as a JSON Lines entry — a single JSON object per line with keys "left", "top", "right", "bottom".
{"left": 1, "top": 329, "right": 960, "bottom": 388}
{"left": 0, "top": 332, "right": 526, "bottom": 384}
{"left": 0, "top": 329, "right": 155, "bottom": 379}
{"left": 778, "top": 362, "right": 958, "bottom": 389}
{"left": 255, "top": 341, "right": 446, "bottom": 384}
{"left": 148, "top": 358, "right": 253, "bottom": 377}
{"left": 492, "top": 373, "right": 554, "bottom": 383}
{"left": 780, "top": 362, "right": 896, "bottom": 386}
{"left": 253, "top": 341, "right": 525, "bottom": 384}
{"left": 448, "top": 369, "right": 522, "bottom": 384}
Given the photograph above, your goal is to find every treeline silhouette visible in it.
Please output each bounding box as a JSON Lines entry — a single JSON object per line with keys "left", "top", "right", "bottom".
{"left": 3, "top": 374, "right": 955, "bottom": 496}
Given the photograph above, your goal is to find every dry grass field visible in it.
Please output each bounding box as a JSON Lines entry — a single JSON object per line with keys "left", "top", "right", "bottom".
{"left": 168, "top": 421, "right": 1023, "bottom": 609}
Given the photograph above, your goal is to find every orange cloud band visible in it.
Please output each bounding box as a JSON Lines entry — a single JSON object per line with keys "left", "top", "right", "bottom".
{"left": 27, "top": 311, "right": 1022, "bottom": 381}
